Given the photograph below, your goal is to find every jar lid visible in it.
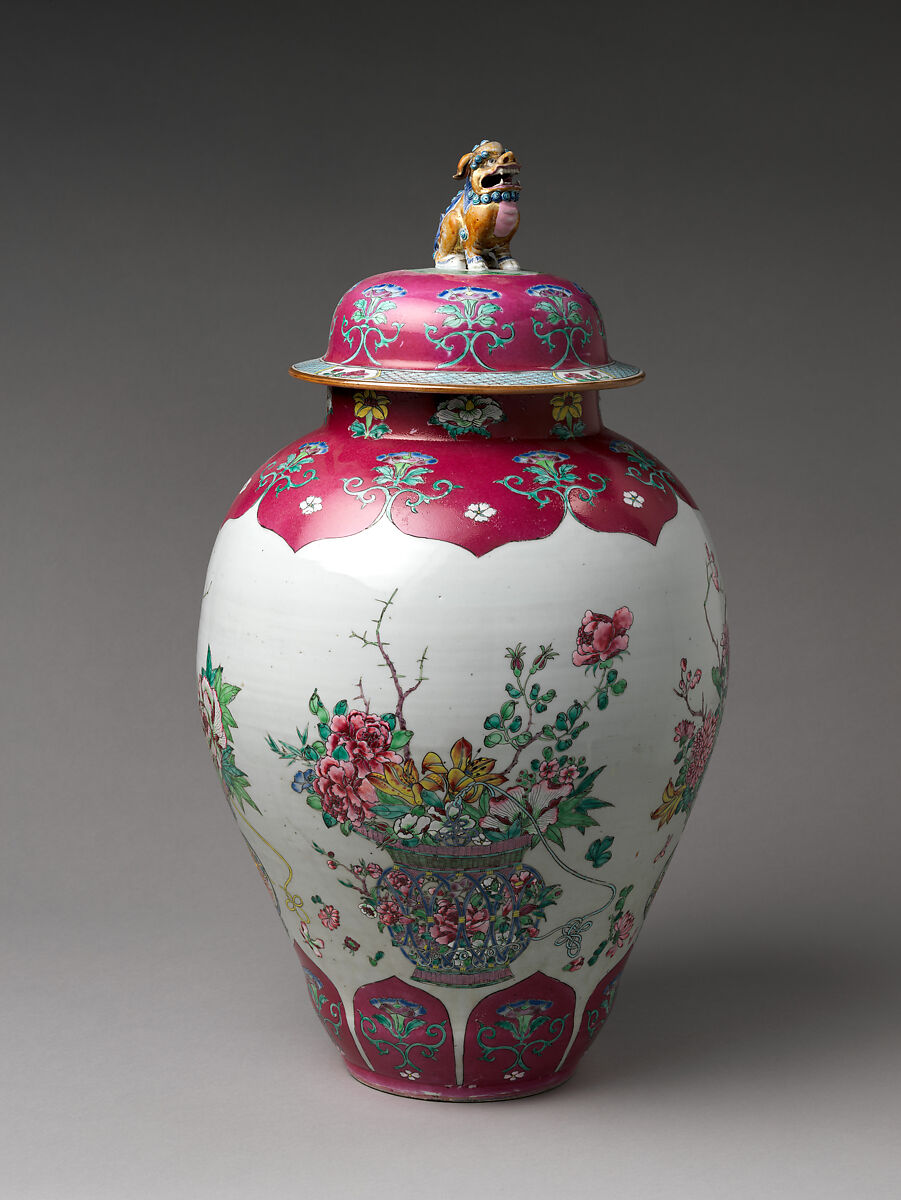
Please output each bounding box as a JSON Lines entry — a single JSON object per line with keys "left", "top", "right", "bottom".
{"left": 290, "top": 141, "right": 643, "bottom": 393}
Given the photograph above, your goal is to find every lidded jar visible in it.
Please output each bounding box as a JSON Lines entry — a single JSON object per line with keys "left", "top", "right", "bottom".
{"left": 197, "top": 141, "right": 728, "bottom": 1101}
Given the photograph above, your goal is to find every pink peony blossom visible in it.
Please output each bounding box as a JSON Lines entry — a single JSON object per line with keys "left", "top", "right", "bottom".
{"left": 464, "top": 905, "right": 490, "bottom": 938}
{"left": 326, "top": 710, "right": 400, "bottom": 773}
{"left": 386, "top": 868, "right": 412, "bottom": 896}
{"left": 318, "top": 905, "right": 340, "bottom": 930}
{"left": 375, "top": 897, "right": 408, "bottom": 927}
{"left": 366, "top": 862, "right": 383, "bottom": 879}
{"left": 674, "top": 719, "right": 696, "bottom": 743}
{"left": 313, "top": 756, "right": 378, "bottom": 827}
{"left": 572, "top": 607, "right": 633, "bottom": 667}
{"left": 685, "top": 709, "right": 719, "bottom": 791}
{"left": 430, "top": 897, "right": 459, "bottom": 945}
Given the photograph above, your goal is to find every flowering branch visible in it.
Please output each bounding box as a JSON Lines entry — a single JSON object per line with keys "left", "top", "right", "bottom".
{"left": 351, "top": 589, "right": 427, "bottom": 751}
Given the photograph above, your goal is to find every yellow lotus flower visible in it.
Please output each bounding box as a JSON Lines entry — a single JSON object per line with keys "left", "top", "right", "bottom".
{"left": 368, "top": 758, "right": 424, "bottom": 806}
{"left": 420, "top": 738, "right": 507, "bottom": 805}
{"left": 650, "top": 779, "right": 685, "bottom": 829}
{"left": 353, "top": 390, "right": 390, "bottom": 421}
{"left": 550, "top": 392, "right": 582, "bottom": 422}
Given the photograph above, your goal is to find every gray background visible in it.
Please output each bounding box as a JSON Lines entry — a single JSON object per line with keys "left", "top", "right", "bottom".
{"left": 3, "top": 2, "right": 899, "bottom": 1197}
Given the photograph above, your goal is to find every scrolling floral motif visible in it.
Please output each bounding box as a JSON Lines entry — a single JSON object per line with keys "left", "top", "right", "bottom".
{"left": 610, "top": 439, "right": 682, "bottom": 499}
{"left": 340, "top": 283, "right": 406, "bottom": 364}
{"left": 584, "top": 976, "right": 620, "bottom": 1040}
{"left": 256, "top": 441, "right": 329, "bottom": 503}
{"left": 358, "top": 997, "right": 448, "bottom": 1073}
{"left": 475, "top": 998, "right": 569, "bottom": 1075}
{"left": 303, "top": 968, "right": 343, "bottom": 1039}
{"left": 424, "top": 286, "right": 515, "bottom": 368}
{"left": 342, "top": 451, "right": 461, "bottom": 523}
{"left": 527, "top": 283, "right": 594, "bottom": 369}
{"left": 495, "top": 450, "right": 608, "bottom": 515}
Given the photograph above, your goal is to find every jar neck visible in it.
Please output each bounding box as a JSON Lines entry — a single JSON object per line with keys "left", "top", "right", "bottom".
{"left": 326, "top": 386, "right": 603, "bottom": 442}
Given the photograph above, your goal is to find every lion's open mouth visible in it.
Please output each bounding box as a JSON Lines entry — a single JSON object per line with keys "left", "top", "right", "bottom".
{"left": 477, "top": 165, "right": 520, "bottom": 193}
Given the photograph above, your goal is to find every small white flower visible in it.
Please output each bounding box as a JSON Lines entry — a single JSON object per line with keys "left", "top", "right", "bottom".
{"left": 394, "top": 812, "right": 436, "bottom": 840}
{"left": 623, "top": 490, "right": 645, "bottom": 508}
{"left": 399, "top": 1069, "right": 421, "bottom": 1080}
{"left": 464, "top": 502, "right": 497, "bottom": 523}
{"left": 504, "top": 1069, "right": 526, "bottom": 1081}
{"left": 299, "top": 496, "right": 323, "bottom": 514}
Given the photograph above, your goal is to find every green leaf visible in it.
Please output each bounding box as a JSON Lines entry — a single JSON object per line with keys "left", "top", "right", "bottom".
{"left": 586, "top": 836, "right": 614, "bottom": 868}
{"left": 712, "top": 666, "right": 724, "bottom": 697}
{"left": 555, "top": 713, "right": 568, "bottom": 732}
{"left": 311, "top": 739, "right": 327, "bottom": 756}
{"left": 556, "top": 738, "right": 573, "bottom": 751}
{"left": 484, "top": 731, "right": 503, "bottom": 747}
{"left": 508, "top": 715, "right": 522, "bottom": 733}
{"left": 572, "top": 767, "right": 605, "bottom": 794}
{"left": 309, "top": 690, "right": 326, "bottom": 720}
{"left": 339, "top": 820, "right": 352, "bottom": 836}
{"left": 535, "top": 702, "right": 547, "bottom": 713}
{"left": 500, "top": 700, "right": 515, "bottom": 721}
{"left": 512, "top": 733, "right": 531, "bottom": 746}
{"left": 544, "top": 824, "right": 565, "bottom": 848}
{"left": 529, "top": 683, "right": 541, "bottom": 701}
{"left": 390, "top": 728, "right": 414, "bottom": 750}
{"left": 334, "top": 699, "right": 348, "bottom": 716}
{"left": 606, "top": 669, "right": 618, "bottom": 684}
{"left": 588, "top": 940, "right": 608, "bottom": 965}
{"left": 219, "top": 682, "right": 241, "bottom": 705}
{"left": 567, "top": 703, "right": 583, "bottom": 724}
{"left": 484, "top": 713, "right": 502, "bottom": 730}
{"left": 306, "top": 794, "right": 323, "bottom": 811}
{"left": 317, "top": 722, "right": 331, "bottom": 740}
{"left": 322, "top": 812, "right": 338, "bottom": 828}
{"left": 611, "top": 679, "right": 627, "bottom": 695}
{"left": 333, "top": 744, "right": 350, "bottom": 762}
{"left": 596, "top": 690, "right": 609, "bottom": 711}
{"left": 505, "top": 683, "right": 521, "bottom": 699}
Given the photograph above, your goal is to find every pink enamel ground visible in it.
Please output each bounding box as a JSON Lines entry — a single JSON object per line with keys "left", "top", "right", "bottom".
{"left": 225, "top": 389, "right": 697, "bottom": 557}
{"left": 322, "top": 270, "right": 609, "bottom": 372}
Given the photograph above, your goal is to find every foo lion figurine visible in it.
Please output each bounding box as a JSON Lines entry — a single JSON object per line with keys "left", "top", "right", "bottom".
{"left": 433, "top": 139, "right": 522, "bottom": 273}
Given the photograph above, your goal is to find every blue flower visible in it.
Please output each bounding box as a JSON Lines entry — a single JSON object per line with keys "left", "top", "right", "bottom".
{"left": 361, "top": 283, "right": 407, "bottom": 299}
{"left": 292, "top": 768, "right": 316, "bottom": 793}
{"left": 512, "top": 450, "right": 570, "bottom": 465}
{"left": 376, "top": 451, "right": 437, "bottom": 465}
{"left": 526, "top": 284, "right": 572, "bottom": 298}
{"left": 436, "top": 285, "right": 502, "bottom": 301}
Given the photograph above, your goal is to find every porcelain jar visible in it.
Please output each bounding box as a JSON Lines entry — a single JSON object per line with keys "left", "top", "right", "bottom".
{"left": 197, "top": 142, "right": 728, "bottom": 1101}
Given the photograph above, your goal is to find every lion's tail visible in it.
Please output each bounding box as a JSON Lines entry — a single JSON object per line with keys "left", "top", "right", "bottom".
{"left": 433, "top": 190, "right": 464, "bottom": 255}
